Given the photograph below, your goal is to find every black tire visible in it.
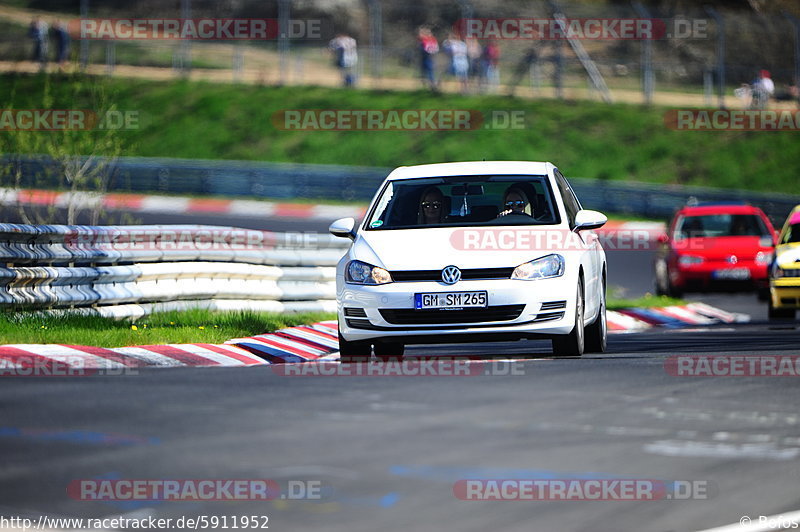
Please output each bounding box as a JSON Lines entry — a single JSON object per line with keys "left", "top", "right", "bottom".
{"left": 585, "top": 277, "right": 607, "bottom": 354}
{"left": 757, "top": 287, "right": 770, "bottom": 302}
{"left": 656, "top": 261, "right": 682, "bottom": 298}
{"left": 768, "top": 299, "right": 796, "bottom": 320}
{"left": 373, "top": 342, "right": 405, "bottom": 360}
{"left": 552, "top": 277, "right": 585, "bottom": 357}
{"left": 654, "top": 260, "right": 668, "bottom": 297}
{"left": 338, "top": 332, "right": 371, "bottom": 363}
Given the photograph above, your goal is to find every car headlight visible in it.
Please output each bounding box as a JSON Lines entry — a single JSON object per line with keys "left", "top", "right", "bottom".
{"left": 755, "top": 251, "right": 772, "bottom": 266}
{"left": 512, "top": 254, "right": 565, "bottom": 280}
{"left": 678, "top": 255, "right": 704, "bottom": 267}
{"left": 346, "top": 260, "right": 393, "bottom": 285}
{"left": 772, "top": 262, "right": 784, "bottom": 279}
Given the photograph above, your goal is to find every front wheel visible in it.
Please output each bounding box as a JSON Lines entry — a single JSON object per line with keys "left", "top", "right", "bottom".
{"left": 552, "top": 277, "right": 585, "bottom": 357}
{"left": 585, "top": 279, "right": 607, "bottom": 353}
{"left": 373, "top": 342, "right": 405, "bottom": 360}
{"left": 338, "top": 332, "right": 371, "bottom": 363}
{"left": 768, "top": 299, "right": 796, "bottom": 320}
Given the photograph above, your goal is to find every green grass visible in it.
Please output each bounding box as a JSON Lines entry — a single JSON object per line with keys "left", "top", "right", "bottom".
{"left": 2, "top": 73, "right": 799, "bottom": 195}
{"left": 0, "top": 309, "right": 335, "bottom": 346}
{"left": 607, "top": 294, "right": 685, "bottom": 310}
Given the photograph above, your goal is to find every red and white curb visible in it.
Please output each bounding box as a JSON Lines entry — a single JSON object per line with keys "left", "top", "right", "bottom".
{"left": 608, "top": 303, "right": 749, "bottom": 333}
{"left": 0, "top": 342, "right": 265, "bottom": 370}
{"left": 0, "top": 321, "right": 340, "bottom": 371}
{"left": 0, "top": 188, "right": 367, "bottom": 221}
{"left": 0, "top": 305, "right": 747, "bottom": 371}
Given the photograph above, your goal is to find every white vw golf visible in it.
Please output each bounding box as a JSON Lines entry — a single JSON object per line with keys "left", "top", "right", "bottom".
{"left": 329, "top": 161, "right": 608, "bottom": 361}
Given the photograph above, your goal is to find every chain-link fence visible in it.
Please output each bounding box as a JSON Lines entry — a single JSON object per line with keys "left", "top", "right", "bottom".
{"left": 1, "top": 0, "right": 799, "bottom": 107}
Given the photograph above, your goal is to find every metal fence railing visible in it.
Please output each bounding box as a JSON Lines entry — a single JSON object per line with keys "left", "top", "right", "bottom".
{"left": 5, "top": 155, "right": 799, "bottom": 227}
{"left": 0, "top": 223, "right": 349, "bottom": 318}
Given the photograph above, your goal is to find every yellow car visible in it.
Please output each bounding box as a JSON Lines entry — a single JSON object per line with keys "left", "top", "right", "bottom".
{"left": 769, "top": 205, "right": 800, "bottom": 319}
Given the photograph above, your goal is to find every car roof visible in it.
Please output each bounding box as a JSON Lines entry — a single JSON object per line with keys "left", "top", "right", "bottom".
{"left": 789, "top": 205, "right": 800, "bottom": 225}
{"left": 385, "top": 161, "right": 553, "bottom": 181}
{"left": 677, "top": 204, "right": 766, "bottom": 216}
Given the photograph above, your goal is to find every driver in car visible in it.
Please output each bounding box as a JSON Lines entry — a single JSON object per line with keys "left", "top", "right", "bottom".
{"left": 497, "top": 185, "right": 531, "bottom": 218}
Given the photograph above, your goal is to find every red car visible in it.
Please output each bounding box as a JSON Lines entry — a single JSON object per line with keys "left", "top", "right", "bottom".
{"left": 654, "top": 203, "right": 777, "bottom": 297}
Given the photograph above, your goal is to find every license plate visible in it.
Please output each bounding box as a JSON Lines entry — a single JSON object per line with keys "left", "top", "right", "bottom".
{"left": 414, "top": 291, "right": 488, "bottom": 309}
{"left": 713, "top": 268, "right": 751, "bottom": 280}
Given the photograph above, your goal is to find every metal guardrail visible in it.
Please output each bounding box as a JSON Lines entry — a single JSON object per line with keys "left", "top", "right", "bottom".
{"left": 0, "top": 223, "right": 348, "bottom": 316}
{"left": 5, "top": 156, "right": 800, "bottom": 225}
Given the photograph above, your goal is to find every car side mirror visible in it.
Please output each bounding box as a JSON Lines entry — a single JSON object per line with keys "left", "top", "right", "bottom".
{"left": 657, "top": 233, "right": 669, "bottom": 244}
{"left": 573, "top": 209, "right": 607, "bottom": 231}
{"left": 329, "top": 217, "right": 357, "bottom": 241}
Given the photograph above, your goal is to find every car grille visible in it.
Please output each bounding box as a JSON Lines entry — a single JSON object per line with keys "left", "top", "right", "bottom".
{"left": 379, "top": 305, "right": 525, "bottom": 325}
{"left": 343, "top": 307, "right": 367, "bottom": 317}
{"left": 781, "top": 269, "right": 800, "bottom": 278}
{"left": 389, "top": 267, "right": 515, "bottom": 282}
{"left": 540, "top": 300, "right": 567, "bottom": 311}
{"left": 532, "top": 311, "right": 565, "bottom": 322}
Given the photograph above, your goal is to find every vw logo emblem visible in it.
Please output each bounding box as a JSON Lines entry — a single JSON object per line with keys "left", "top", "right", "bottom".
{"left": 441, "top": 265, "right": 461, "bottom": 285}
{"left": 727, "top": 255, "right": 738, "bottom": 264}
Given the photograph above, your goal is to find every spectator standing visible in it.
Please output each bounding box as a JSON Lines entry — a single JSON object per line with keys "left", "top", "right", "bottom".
{"left": 482, "top": 40, "right": 500, "bottom": 92}
{"left": 52, "top": 20, "right": 71, "bottom": 70}
{"left": 751, "top": 70, "right": 774, "bottom": 109}
{"left": 329, "top": 33, "right": 358, "bottom": 87}
{"left": 28, "top": 17, "right": 49, "bottom": 70}
{"left": 466, "top": 38, "right": 482, "bottom": 89}
{"left": 418, "top": 26, "right": 439, "bottom": 90}
{"left": 442, "top": 32, "right": 468, "bottom": 92}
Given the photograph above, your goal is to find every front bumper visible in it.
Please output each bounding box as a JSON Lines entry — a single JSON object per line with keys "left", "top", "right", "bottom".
{"left": 672, "top": 262, "right": 768, "bottom": 291}
{"left": 337, "top": 277, "right": 577, "bottom": 343}
{"left": 770, "top": 278, "right": 800, "bottom": 309}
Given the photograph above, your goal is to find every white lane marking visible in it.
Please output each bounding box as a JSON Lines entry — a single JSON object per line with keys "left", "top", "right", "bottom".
{"left": 644, "top": 440, "right": 800, "bottom": 460}
{"left": 697, "top": 509, "right": 800, "bottom": 532}
{"left": 140, "top": 196, "right": 190, "bottom": 213}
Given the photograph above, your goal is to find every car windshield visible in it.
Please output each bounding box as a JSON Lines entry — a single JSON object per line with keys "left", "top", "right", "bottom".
{"left": 781, "top": 222, "right": 800, "bottom": 244}
{"left": 364, "top": 175, "right": 560, "bottom": 230}
{"left": 675, "top": 214, "right": 770, "bottom": 239}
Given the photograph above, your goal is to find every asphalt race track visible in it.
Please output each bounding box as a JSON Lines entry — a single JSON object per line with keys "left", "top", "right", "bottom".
{"left": 1, "top": 208, "right": 798, "bottom": 532}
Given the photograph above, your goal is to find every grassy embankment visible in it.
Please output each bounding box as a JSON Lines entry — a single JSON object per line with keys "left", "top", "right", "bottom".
{"left": 2, "top": 73, "right": 798, "bottom": 194}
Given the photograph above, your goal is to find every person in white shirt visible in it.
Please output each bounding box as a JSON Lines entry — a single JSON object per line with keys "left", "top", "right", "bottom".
{"left": 329, "top": 34, "right": 358, "bottom": 87}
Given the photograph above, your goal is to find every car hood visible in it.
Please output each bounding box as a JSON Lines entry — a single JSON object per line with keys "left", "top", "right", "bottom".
{"left": 352, "top": 226, "right": 577, "bottom": 270}
{"left": 775, "top": 243, "right": 800, "bottom": 268}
